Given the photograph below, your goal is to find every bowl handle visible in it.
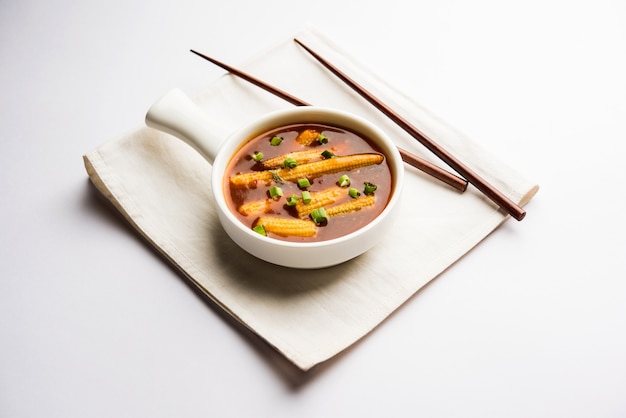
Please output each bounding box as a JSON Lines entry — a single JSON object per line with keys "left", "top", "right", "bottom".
{"left": 145, "top": 88, "right": 230, "bottom": 164}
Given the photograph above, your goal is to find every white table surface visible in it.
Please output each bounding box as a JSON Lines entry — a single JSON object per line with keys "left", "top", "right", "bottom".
{"left": 2, "top": 0, "right": 625, "bottom": 417}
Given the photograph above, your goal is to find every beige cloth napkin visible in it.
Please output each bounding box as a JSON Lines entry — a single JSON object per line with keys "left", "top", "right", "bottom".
{"left": 83, "top": 26, "right": 538, "bottom": 371}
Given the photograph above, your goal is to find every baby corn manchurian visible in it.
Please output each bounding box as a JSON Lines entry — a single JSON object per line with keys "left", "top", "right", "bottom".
{"left": 295, "top": 128, "right": 323, "bottom": 145}
{"left": 230, "top": 153, "right": 384, "bottom": 188}
{"left": 294, "top": 187, "right": 343, "bottom": 217}
{"left": 260, "top": 149, "right": 327, "bottom": 169}
{"left": 325, "top": 194, "right": 376, "bottom": 217}
{"left": 253, "top": 194, "right": 377, "bottom": 237}
{"left": 255, "top": 216, "right": 317, "bottom": 237}
{"left": 238, "top": 199, "right": 272, "bottom": 216}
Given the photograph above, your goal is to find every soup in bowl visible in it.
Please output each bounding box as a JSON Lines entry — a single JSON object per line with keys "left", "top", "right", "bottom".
{"left": 146, "top": 89, "right": 404, "bottom": 269}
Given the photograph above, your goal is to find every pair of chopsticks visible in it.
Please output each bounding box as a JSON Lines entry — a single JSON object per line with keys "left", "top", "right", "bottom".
{"left": 185, "top": 49, "right": 467, "bottom": 192}
{"left": 189, "top": 50, "right": 467, "bottom": 194}
{"left": 190, "top": 40, "right": 526, "bottom": 221}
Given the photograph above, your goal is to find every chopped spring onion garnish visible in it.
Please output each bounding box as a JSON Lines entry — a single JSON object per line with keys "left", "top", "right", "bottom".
{"left": 297, "top": 178, "right": 311, "bottom": 189}
{"left": 270, "top": 136, "right": 283, "bottom": 146}
{"left": 321, "top": 150, "right": 334, "bottom": 159}
{"left": 269, "top": 185, "right": 283, "bottom": 199}
{"left": 252, "top": 151, "right": 263, "bottom": 162}
{"left": 349, "top": 187, "right": 361, "bottom": 198}
{"left": 337, "top": 174, "right": 351, "bottom": 187}
{"left": 286, "top": 194, "right": 299, "bottom": 206}
{"left": 364, "top": 182, "right": 377, "bottom": 195}
{"left": 310, "top": 207, "right": 328, "bottom": 225}
{"left": 301, "top": 191, "right": 312, "bottom": 204}
{"left": 317, "top": 134, "right": 328, "bottom": 144}
{"left": 283, "top": 157, "right": 298, "bottom": 168}
{"left": 253, "top": 224, "right": 267, "bottom": 236}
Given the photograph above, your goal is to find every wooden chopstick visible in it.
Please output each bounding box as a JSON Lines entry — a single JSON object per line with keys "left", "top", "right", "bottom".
{"left": 190, "top": 49, "right": 308, "bottom": 108}
{"left": 293, "top": 39, "right": 526, "bottom": 221}
{"left": 190, "top": 49, "right": 468, "bottom": 193}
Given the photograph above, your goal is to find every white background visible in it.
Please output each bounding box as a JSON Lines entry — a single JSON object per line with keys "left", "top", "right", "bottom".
{"left": 1, "top": 0, "right": 625, "bottom": 417}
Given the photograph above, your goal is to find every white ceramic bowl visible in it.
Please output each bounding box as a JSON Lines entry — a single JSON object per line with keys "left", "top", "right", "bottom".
{"left": 146, "top": 89, "right": 404, "bottom": 269}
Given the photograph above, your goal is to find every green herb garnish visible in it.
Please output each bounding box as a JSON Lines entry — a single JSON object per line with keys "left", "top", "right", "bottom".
{"left": 317, "top": 134, "right": 328, "bottom": 144}
{"left": 363, "top": 182, "right": 377, "bottom": 195}
{"left": 338, "top": 174, "right": 351, "bottom": 187}
{"left": 286, "top": 194, "right": 299, "bottom": 206}
{"left": 269, "top": 185, "right": 283, "bottom": 199}
{"left": 297, "top": 178, "right": 311, "bottom": 189}
{"left": 310, "top": 207, "right": 328, "bottom": 225}
{"left": 253, "top": 224, "right": 267, "bottom": 236}
{"left": 252, "top": 151, "right": 263, "bottom": 162}
{"left": 270, "top": 136, "right": 283, "bottom": 146}
{"left": 283, "top": 157, "right": 298, "bottom": 168}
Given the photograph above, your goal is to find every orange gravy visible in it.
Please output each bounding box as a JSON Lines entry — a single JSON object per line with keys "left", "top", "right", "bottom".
{"left": 223, "top": 123, "right": 393, "bottom": 242}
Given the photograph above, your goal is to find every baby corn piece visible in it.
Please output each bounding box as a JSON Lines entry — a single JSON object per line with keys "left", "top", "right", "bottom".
{"left": 229, "top": 170, "right": 275, "bottom": 188}
{"left": 295, "top": 129, "right": 322, "bottom": 145}
{"left": 260, "top": 149, "right": 325, "bottom": 169}
{"left": 326, "top": 195, "right": 376, "bottom": 217}
{"left": 278, "top": 153, "right": 384, "bottom": 182}
{"left": 294, "top": 187, "right": 343, "bottom": 217}
{"left": 255, "top": 216, "right": 317, "bottom": 237}
{"left": 230, "top": 153, "right": 384, "bottom": 187}
{"left": 238, "top": 199, "right": 272, "bottom": 216}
